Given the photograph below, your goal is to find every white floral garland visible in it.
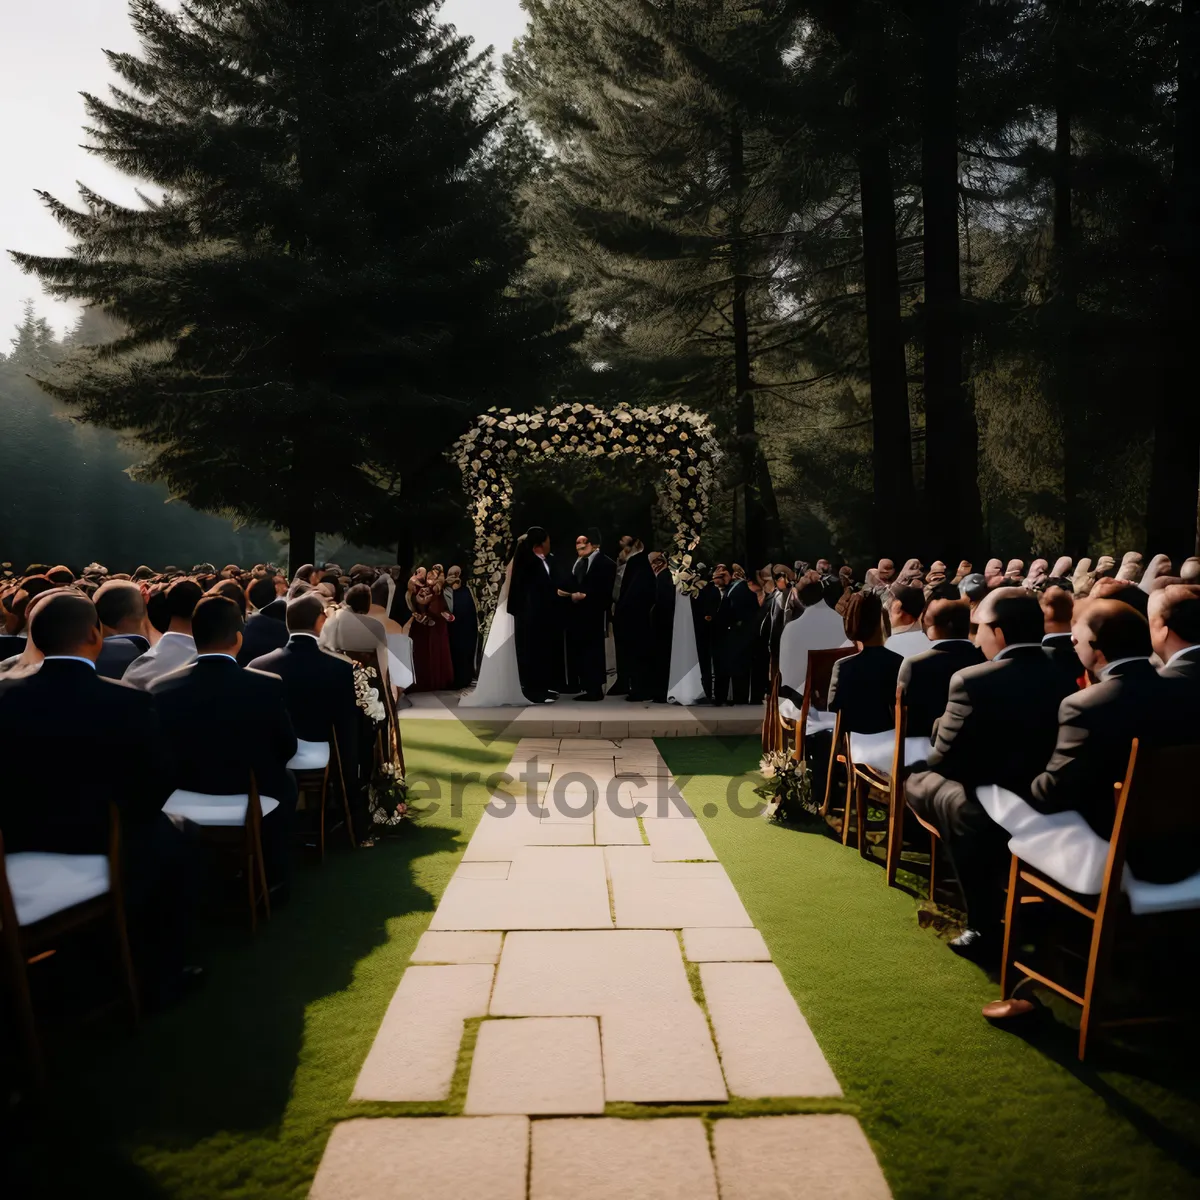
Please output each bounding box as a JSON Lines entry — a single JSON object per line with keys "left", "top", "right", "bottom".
{"left": 450, "top": 402, "right": 723, "bottom": 621}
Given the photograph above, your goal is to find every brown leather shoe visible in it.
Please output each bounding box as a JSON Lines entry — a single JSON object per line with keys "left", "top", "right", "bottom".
{"left": 982, "top": 997, "right": 1039, "bottom": 1023}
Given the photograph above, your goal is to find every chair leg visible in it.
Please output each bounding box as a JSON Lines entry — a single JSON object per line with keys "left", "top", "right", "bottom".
{"left": 885, "top": 788, "right": 905, "bottom": 887}
{"left": 927, "top": 828, "right": 938, "bottom": 902}
{"left": 855, "top": 777, "right": 869, "bottom": 858}
{"left": 2, "top": 930, "right": 46, "bottom": 1097}
{"left": 256, "top": 834, "right": 272, "bottom": 925}
{"left": 318, "top": 768, "right": 329, "bottom": 864}
{"left": 1078, "top": 898, "right": 1118, "bottom": 1062}
{"left": 246, "top": 849, "right": 258, "bottom": 934}
{"left": 820, "top": 737, "right": 838, "bottom": 817}
{"left": 111, "top": 900, "right": 141, "bottom": 1028}
{"left": 1000, "top": 854, "right": 1021, "bottom": 999}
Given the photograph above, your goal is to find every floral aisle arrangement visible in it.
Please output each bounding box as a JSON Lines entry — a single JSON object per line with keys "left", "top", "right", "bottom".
{"left": 756, "top": 751, "right": 815, "bottom": 822}
{"left": 351, "top": 663, "right": 412, "bottom": 830}
{"left": 670, "top": 553, "right": 708, "bottom": 598}
{"left": 450, "top": 402, "right": 724, "bottom": 622}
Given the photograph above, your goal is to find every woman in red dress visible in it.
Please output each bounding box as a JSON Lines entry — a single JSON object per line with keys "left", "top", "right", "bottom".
{"left": 409, "top": 565, "right": 455, "bottom": 691}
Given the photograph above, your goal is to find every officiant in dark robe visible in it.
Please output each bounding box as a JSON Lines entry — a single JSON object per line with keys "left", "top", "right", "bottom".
{"left": 508, "top": 527, "right": 559, "bottom": 703}
{"left": 611, "top": 536, "right": 657, "bottom": 701}
{"left": 564, "top": 529, "right": 616, "bottom": 700}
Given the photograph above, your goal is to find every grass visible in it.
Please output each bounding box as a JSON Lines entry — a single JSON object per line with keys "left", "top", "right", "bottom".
{"left": 7, "top": 722, "right": 518, "bottom": 1200}
{"left": 659, "top": 735, "right": 1200, "bottom": 1200}
{"left": 10, "top": 728, "right": 1199, "bottom": 1198}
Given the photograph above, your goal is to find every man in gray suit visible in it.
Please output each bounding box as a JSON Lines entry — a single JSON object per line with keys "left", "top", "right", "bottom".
{"left": 124, "top": 578, "right": 202, "bottom": 689}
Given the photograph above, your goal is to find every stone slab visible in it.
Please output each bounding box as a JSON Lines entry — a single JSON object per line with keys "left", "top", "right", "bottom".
{"left": 431, "top": 847, "right": 613, "bottom": 930}
{"left": 310, "top": 1116, "right": 529, "bottom": 1200}
{"left": 701, "top": 962, "right": 842, "bottom": 1098}
{"left": 531, "top": 1118, "right": 718, "bottom": 1200}
{"left": 454, "top": 862, "right": 512, "bottom": 880}
{"left": 643, "top": 815, "right": 716, "bottom": 861}
{"left": 412, "top": 931, "right": 504, "bottom": 963}
{"left": 682, "top": 928, "right": 771, "bottom": 962}
{"left": 462, "top": 805, "right": 594, "bottom": 861}
{"left": 594, "top": 789, "right": 647, "bottom": 845}
{"left": 465, "top": 1017, "right": 604, "bottom": 1115}
{"left": 711, "top": 1115, "right": 891, "bottom": 1200}
{"left": 606, "top": 851, "right": 752, "bottom": 928}
{"left": 605, "top": 847, "right": 727, "bottom": 879}
{"left": 602, "top": 1007, "right": 728, "bottom": 1101}
{"left": 351, "top": 965, "right": 493, "bottom": 1101}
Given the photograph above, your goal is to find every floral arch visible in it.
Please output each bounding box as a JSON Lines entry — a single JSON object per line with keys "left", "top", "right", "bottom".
{"left": 450, "top": 401, "right": 723, "bottom": 619}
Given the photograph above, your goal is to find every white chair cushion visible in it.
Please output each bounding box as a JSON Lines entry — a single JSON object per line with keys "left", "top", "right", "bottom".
{"left": 778, "top": 697, "right": 802, "bottom": 722}
{"left": 1006, "top": 811, "right": 1112, "bottom": 895}
{"left": 163, "top": 790, "right": 281, "bottom": 827}
{"left": 287, "top": 739, "right": 330, "bottom": 771}
{"left": 848, "top": 732, "right": 931, "bottom": 775}
{"left": 6, "top": 852, "right": 109, "bottom": 926}
{"left": 977, "top": 785, "right": 1046, "bottom": 836}
{"left": 805, "top": 709, "right": 836, "bottom": 735}
{"left": 1124, "top": 868, "right": 1200, "bottom": 916}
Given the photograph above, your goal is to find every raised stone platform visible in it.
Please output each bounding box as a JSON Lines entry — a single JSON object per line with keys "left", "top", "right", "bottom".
{"left": 398, "top": 691, "right": 763, "bottom": 739}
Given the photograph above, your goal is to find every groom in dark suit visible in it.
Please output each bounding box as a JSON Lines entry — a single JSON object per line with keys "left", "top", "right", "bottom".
{"left": 508, "top": 526, "right": 560, "bottom": 703}
{"left": 565, "top": 529, "right": 617, "bottom": 700}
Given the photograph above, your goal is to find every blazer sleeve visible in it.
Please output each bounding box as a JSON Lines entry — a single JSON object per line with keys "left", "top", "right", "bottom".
{"left": 827, "top": 659, "right": 845, "bottom": 712}
{"left": 1028, "top": 690, "right": 1105, "bottom": 814}
{"left": 924, "top": 670, "right": 973, "bottom": 776}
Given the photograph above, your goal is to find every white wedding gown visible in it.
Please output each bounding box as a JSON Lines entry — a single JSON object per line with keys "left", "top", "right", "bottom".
{"left": 459, "top": 566, "right": 529, "bottom": 707}
{"left": 666, "top": 584, "right": 706, "bottom": 705}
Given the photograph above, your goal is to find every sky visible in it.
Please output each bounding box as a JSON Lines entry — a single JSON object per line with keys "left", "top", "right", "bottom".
{"left": 0, "top": 0, "right": 528, "bottom": 341}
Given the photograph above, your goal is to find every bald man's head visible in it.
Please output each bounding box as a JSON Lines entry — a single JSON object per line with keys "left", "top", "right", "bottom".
{"left": 94, "top": 579, "right": 147, "bottom": 634}
{"left": 924, "top": 598, "right": 971, "bottom": 640}
{"left": 28, "top": 591, "right": 103, "bottom": 659}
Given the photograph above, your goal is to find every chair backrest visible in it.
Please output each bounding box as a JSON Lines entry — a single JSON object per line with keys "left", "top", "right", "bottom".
{"left": 1108, "top": 741, "right": 1200, "bottom": 882}
{"left": 889, "top": 686, "right": 908, "bottom": 781}
{"left": 805, "top": 646, "right": 857, "bottom": 712}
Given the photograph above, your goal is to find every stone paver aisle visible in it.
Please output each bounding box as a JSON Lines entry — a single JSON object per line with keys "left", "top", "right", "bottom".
{"left": 310, "top": 738, "right": 891, "bottom": 1199}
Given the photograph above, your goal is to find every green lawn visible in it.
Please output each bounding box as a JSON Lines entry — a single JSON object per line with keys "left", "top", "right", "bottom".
{"left": 660, "top": 736, "right": 1200, "bottom": 1200}
{"left": 10, "top": 722, "right": 517, "bottom": 1200}
{"left": 11, "top": 729, "right": 1199, "bottom": 1198}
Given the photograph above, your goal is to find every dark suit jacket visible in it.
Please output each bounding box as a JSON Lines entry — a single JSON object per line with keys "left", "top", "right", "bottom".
{"left": 652, "top": 567, "right": 676, "bottom": 635}
{"left": 97, "top": 633, "right": 151, "bottom": 681}
{"left": 237, "top": 605, "right": 290, "bottom": 666}
{"left": 1042, "top": 633, "right": 1083, "bottom": 689}
{"left": 615, "top": 552, "right": 656, "bottom": 621}
{"left": 248, "top": 635, "right": 358, "bottom": 775}
{"left": 150, "top": 656, "right": 297, "bottom": 805}
{"left": 1159, "top": 645, "right": 1200, "bottom": 682}
{"left": 0, "top": 634, "right": 27, "bottom": 662}
{"left": 1031, "top": 658, "right": 1200, "bottom": 880}
{"left": 0, "top": 659, "right": 173, "bottom": 853}
{"left": 915, "top": 645, "right": 1075, "bottom": 795}
{"left": 508, "top": 550, "right": 559, "bottom": 623}
{"left": 712, "top": 580, "right": 760, "bottom": 668}
{"left": 898, "top": 640, "right": 986, "bottom": 739}
{"left": 570, "top": 552, "right": 617, "bottom": 634}
{"left": 828, "top": 645, "right": 903, "bottom": 734}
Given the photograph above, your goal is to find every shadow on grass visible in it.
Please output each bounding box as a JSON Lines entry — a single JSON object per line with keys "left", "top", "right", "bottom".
{"left": 7, "top": 824, "right": 458, "bottom": 1196}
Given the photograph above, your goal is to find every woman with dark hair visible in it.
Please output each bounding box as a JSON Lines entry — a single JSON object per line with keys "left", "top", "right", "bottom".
{"left": 409, "top": 565, "right": 454, "bottom": 691}
{"left": 445, "top": 565, "right": 479, "bottom": 690}
{"left": 827, "top": 591, "right": 903, "bottom": 735}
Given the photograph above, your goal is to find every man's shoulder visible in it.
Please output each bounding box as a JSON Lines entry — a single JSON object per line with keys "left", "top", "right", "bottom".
{"left": 244, "top": 664, "right": 285, "bottom": 688}
{"left": 147, "top": 661, "right": 197, "bottom": 693}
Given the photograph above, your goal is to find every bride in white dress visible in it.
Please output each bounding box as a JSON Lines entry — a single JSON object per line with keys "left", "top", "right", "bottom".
{"left": 459, "top": 556, "right": 528, "bottom": 707}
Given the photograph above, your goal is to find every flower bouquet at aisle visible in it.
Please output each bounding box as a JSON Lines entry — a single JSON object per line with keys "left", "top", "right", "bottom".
{"left": 757, "top": 751, "right": 815, "bottom": 823}
{"left": 367, "top": 759, "right": 410, "bottom": 830}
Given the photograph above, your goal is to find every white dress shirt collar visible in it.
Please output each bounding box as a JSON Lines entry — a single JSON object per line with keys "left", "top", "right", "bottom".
{"left": 158, "top": 631, "right": 196, "bottom": 646}
{"left": 42, "top": 656, "right": 97, "bottom": 669}
{"left": 1100, "top": 655, "right": 1150, "bottom": 679}
{"left": 196, "top": 653, "right": 237, "bottom": 663}
{"left": 290, "top": 631, "right": 320, "bottom": 642}
{"left": 1042, "top": 632, "right": 1071, "bottom": 643}
{"left": 930, "top": 638, "right": 974, "bottom": 645}
{"left": 1166, "top": 644, "right": 1200, "bottom": 666}
{"left": 993, "top": 642, "right": 1045, "bottom": 660}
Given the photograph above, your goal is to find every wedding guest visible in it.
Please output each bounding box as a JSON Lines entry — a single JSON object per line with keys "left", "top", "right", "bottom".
{"left": 0, "top": 585, "right": 76, "bottom": 680}
{"left": 94, "top": 579, "right": 152, "bottom": 680}
{"left": 369, "top": 577, "right": 408, "bottom": 637}
{"left": 1151, "top": 584, "right": 1200, "bottom": 681}
{"left": 408, "top": 570, "right": 454, "bottom": 691}
{"left": 711, "top": 563, "right": 758, "bottom": 705}
{"left": 768, "top": 564, "right": 795, "bottom": 676}
{"left": 983, "top": 559, "right": 1004, "bottom": 587}
{"left": 827, "top": 591, "right": 903, "bottom": 735}
{"left": 444, "top": 566, "right": 480, "bottom": 691}
{"left": 905, "top": 589, "right": 1076, "bottom": 961}
{"left": 1050, "top": 556, "right": 1073, "bottom": 578}
{"left": 1021, "top": 559, "right": 1049, "bottom": 589}
{"left": 1117, "top": 551, "right": 1144, "bottom": 582}
{"left": 0, "top": 574, "right": 55, "bottom": 660}
{"left": 508, "top": 527, "right": 559, "bottom": 703}
{"left": 564, "top": 530, "right": 616, "bottom": 701}
{"left": 248, "top": 592, "right": 361, "bottom": 833}
{"left": 1040, "top": 584, "right": 1082, "bottom": 687}
{"left": 884, "top": 586, "right": 930, "bottom": 658}
{"left": 1181, "top": 557, "right": 1200, "bottom": 584}
{"left": 692, "top": 565, "right": 720, "bottom": 700}
{"left": 124, "top": 578, "right": 203, "bottom": 689}
{"left": 0, "top": 591, "right": 196, "bottom": 1005}
{"left": 152, "top": 595, "right": 297, "bottom": 897}
{"left": 951, "top": 560, "right": 973, "bottom": 584}
{"left": 1138, "top": 553, "right": 1173, "bottom": 593}
{"left": 1090, "top": 575, "right": 1149, "bottom": 615}
{"left": 237, "top": 575, "right": 290, "bottom": 664}
{"left": 898, "top": 600, "right": 984, "bottom": 739}
{"left": 778, "top": 573, "right": 848, "bottom": 700}
{"left": 1071, "top": 557, "right": 1095, "bottom": 595}
{"left": 612, "top": 536, "right": 657, "bottom": 701}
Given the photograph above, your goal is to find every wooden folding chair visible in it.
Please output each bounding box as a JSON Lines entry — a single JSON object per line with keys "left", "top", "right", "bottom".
{"left": 163, "top": 774, "right": 272, "bottom": 932}
{"left": 762, "top": 672, "right": 784, "bottom": 754}
{"left": 793, "top": 646, "right": 855, "bottom": 766}
{"left": 291, "top": 727, "right": 356, "bottom": 861}
{"left": 1000, "top": 740, "right": 1200, "bottom": 1060}
{"left": 847, "top": 689, "right": 910, "bottom": 885}
{"left": 0, "top": 804, "right": 139, "bottom": 1096}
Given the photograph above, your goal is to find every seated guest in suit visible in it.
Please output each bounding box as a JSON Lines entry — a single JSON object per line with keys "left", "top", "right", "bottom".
{"left": 0, "top": 591, "right": 197, "bottom": 1005}
{"left": 884, "top": 586, "right": 930, "bottom": 658}
{"left": 248, "top": 592, "right": 361, "bottom": 824}
{"left": 0, "top": 574, "right": 55, "bottom": 662}
{"left": 827, "top": 591, "right": 904, "bottom": 735}
{"left": 151, "top": 596, "right": 297, "bottom": 895}
{"left": 1029, "top": 600, "right": 1200, "bottom": 873}
{"left": 1039, "top": 584, "right": 1082, "bottom": 687}
{"left": 124, "top": 578, "right": 203, "bottom": 689}
{"left": 94, "top": 579, "right": 152, "bottom": 680}
{"left": 779, "top": 574, "right": 849, "bottom": 701}
{"left": 906, "top": 589, "right": 1076, "bottom": 960}
{"left": 237, "top": 575, "right": 290, "bottom": 665}
{"left": 897, "top": 600, "right": 985, "bottom": 739}
{"left": 1151, "top": 584, "right": 1200, "bottom": 680}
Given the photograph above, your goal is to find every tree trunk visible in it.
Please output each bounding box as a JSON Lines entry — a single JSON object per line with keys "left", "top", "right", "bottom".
{"left": 1147, "top": 0, "right": 1200, "bottom": 559}
{"left": 729, "top": 122, "right": 772, "bottom": 568}
{"left": 857, "top": 2, "right": 917, "bottom": 556}
{"left": 1053, "top": 0, "right": 1088, "bottom": 558}
{"left": 920, "top": 0, "right": 981, "bottom": 561}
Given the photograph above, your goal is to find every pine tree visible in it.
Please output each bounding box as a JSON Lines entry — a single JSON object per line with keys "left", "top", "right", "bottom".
{"left": 10, "top": 0, "right": 568, "bottom": 566}
{"left": 6, "top": 300, "right": 62, "bottom": 372}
